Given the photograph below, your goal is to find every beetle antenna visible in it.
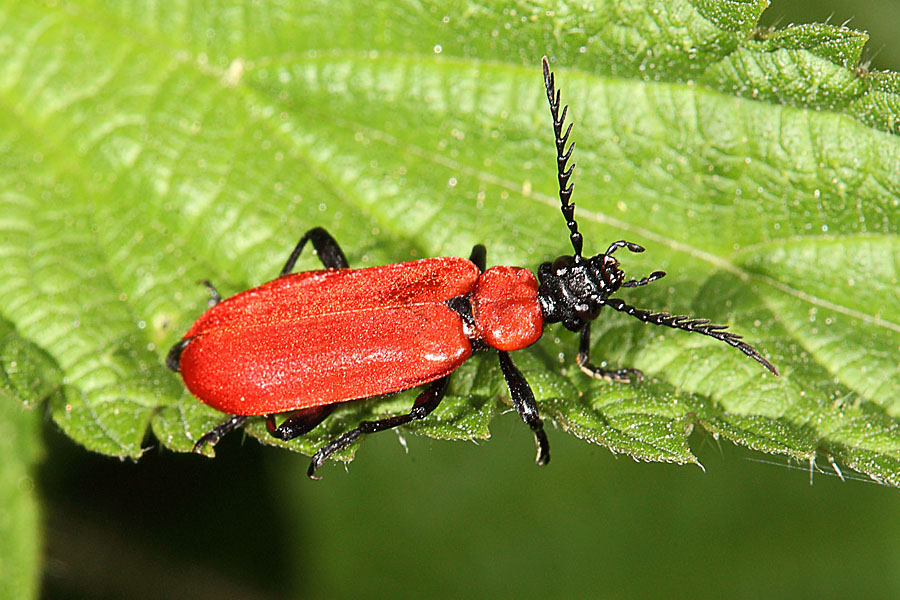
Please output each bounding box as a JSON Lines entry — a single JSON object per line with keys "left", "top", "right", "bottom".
{"left": 605, "top": 240, "right": 645, "bottom": 256}
{"left": 542, "top": 56, "right": 583, "bottom": 261}
{"left": 621, "top": 270, "right": 666, "bottom": 288}
{"left": 604, "top": 298, "right": 779, "bottom": 376}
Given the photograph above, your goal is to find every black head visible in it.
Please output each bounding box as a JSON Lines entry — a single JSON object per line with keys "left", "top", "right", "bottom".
{"left": 537, "top": 240, "right": 664, "bottom": 330}
{"left": 536, "top": 253, "right": 622, "bottom": 330}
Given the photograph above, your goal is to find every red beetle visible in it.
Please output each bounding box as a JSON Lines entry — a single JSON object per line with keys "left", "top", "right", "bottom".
{"left": 168, "top": 58, "right": 777, "bottom": 478}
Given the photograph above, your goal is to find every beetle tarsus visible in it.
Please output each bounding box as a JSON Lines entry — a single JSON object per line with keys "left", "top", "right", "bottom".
{"left": 576, "top": 323, "right": 644, "bottom": 383}
{"left": 533, "top": 430, "right": 551, "bottom": 466}
{"left": 307, "top": 375, "right": 451, "bottom": 479}
{"left": 199, "top": 279, "right": 222, "bottom": 306}
{"left": 578, "top": 362, "right": 644, "bottom": 383}
{"left": 308, "top": 429, "right": 362, "bottom": 479}
{"left": 192, "top": 415, "right": 248, "bottom": 453}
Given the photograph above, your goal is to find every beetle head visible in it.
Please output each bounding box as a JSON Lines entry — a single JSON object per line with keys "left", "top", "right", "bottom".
{"left": 536, "top": 251, "right": 625, "bottom": 331}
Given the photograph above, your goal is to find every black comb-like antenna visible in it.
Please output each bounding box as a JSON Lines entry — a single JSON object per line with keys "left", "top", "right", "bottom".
{"left": 542, "top": 56, "right": 583, "bottom": 261}
{"left": 604, "top": 299, "right": 780, "bottom": 376}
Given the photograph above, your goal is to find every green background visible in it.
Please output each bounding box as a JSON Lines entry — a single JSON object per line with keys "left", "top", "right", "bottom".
{"left": 12, "top": 0, "right": 900, "bottom": 598}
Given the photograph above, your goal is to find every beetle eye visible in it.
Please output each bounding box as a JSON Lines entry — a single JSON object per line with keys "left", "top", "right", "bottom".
{"left": 552, "top": 255, "right": 572, "bottom": 273}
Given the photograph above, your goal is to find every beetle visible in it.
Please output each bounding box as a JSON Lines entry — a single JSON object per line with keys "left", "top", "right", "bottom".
{"left": 167, "top": 57, "right": 778, "bottom": 478}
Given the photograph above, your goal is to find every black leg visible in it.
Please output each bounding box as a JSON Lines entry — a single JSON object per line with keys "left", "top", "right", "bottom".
{"left": 281, "top": 227, "right": 349, "bottom": 275}
{"left": 167, "top": 281, "right": 222, "bottom": 372}
{"left": 307, "top": 376, "right": 452, "bottom": 479}
{"left": 192, "top": 415, "right": 249, "bottom": 452}
{"left": 199, "top": 279, "right": 222, "bottom": 306}
{"left": 576, "top": 322, "right": 643, "bottom": 383}
{"left": 469, "top": 244, "right": 486, "bottom": 272}
{"left": 166, "top": 338, "right": 190, "bottom": 372}
{"left": 497, "top": 350, "right": 550, "bottom": 466}
{"left": 266, "top": 405, "right": 335, "bottom": 441}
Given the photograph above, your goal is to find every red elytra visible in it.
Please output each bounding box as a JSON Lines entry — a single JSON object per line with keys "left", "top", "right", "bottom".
{"left": 178, "top": 258, "right": 541, "bottom": 416}
{"left": 167, "top": 58, "right": 776, "bottom": 478}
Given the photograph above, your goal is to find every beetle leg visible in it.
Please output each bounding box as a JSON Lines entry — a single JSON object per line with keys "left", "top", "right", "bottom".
{"left": 199, "top": 279, "right": 222, "bottom": 306}
{"left": 192, "top": 415, "right": 249, "bottom": 453}
{"left": 167, "top": 280, "right": 221, "bottom": 372}
{"left": 307, "top": 375, "right": 451, "bottom": 479}
{"left": 469, "top": 244, "right": 486, "bottom": 272}
{"left": 497, "top": 350, "right": 550, "bottom": 466}
{"left": 576, "top": 322, "right": 643, "bottom": 383}
{"left": 166, "top": 338, "right": 192, "bottom": 372}
{"left": 280, "top": 227, "right": 350, "bottom": 276}
{"left": 265, "top": 405, "right": 335, "bottom": 441}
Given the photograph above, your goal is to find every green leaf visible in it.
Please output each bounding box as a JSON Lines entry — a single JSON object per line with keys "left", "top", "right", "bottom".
{"left": 2, "top": 0, "right": 899, "bottom": 485}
